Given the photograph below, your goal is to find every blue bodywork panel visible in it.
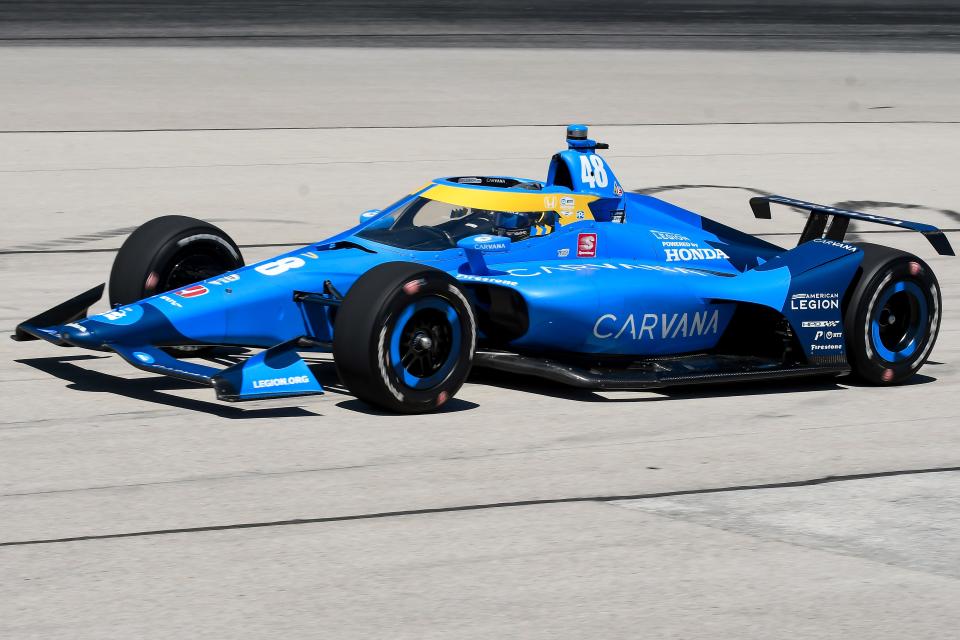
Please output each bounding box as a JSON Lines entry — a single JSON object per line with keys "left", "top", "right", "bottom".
{"left": 15, "top": 125, "right": 952, "bottom": 399}
{"left": 213, "top": 339, "right": 323, "bottom": 401}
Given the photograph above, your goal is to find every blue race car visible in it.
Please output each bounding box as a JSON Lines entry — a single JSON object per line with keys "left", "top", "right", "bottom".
{"left": 13, "top": 125, "right": 953, "bottom": 413}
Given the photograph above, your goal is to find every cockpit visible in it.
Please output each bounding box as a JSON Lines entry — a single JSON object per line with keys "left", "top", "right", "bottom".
{"left": 357, "top": 182, "right": 568, "bottom": 251}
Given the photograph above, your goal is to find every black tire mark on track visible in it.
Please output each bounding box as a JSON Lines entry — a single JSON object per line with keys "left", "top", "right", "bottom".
{"left": 2, "top": 465, "right": 957, "bottom": 548}
{"left": 633, "top": 184, "right": 960, "bottom": 228}
{"left": 834, "top": 199, "right": 960, "bottom": 225}
{"left": 4, "top": 186, "right": 955, "bottom": 256}
{"left": 635, "top": 183, "right": 776, "bottom": 198}
{"left": 0, "top": 217, "right": 306, "bottom": 254}
{"left": 3, "top": 225, "right": 142, "bottom": 253}
{"left": 0, "top": 242, "right": 303, "bottom": 256}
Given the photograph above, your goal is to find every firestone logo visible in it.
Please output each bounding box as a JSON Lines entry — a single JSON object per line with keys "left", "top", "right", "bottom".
{"left": 456, "top": 274, "right": 519, "bottom": 287}
{"left": 811, "top": 344, "right": 842, "bottom": 351}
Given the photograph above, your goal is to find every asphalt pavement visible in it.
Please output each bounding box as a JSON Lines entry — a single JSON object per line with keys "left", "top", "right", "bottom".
{"left": 1, "top": 0, "right": 959, "bottom": 50}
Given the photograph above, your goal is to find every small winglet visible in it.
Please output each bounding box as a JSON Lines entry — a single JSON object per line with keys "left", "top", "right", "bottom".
{"left": 749, "top": 197, "right": 772, "bottom": 219}
{"left": 212, "top": 338, "right": 323, "bottom": 401}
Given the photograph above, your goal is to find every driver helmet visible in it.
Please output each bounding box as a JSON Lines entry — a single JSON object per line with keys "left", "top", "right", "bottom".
{"left": 494, "top": 211, "right": 556, "bottom": 240}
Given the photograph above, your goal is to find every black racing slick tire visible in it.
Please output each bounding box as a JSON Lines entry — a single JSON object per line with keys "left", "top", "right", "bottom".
{"left": 844, "top": 243, "right": 941, "bottom": 385}
{"left": 333, "top": 262, "right": 477, "bottom": 413}
{"left": 109, "top": 215, "right": 243, "bottom": 306}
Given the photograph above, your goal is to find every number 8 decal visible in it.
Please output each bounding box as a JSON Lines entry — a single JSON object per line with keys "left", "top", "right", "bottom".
{"left": 255, "top": 256, "right": 305, "bottom": 276}
{"left": 579, "top": 155, "right": 609, "bottom": 189}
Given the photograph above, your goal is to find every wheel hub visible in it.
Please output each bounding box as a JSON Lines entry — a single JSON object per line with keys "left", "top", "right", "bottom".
{"left": 412, "top": 332, "right": 434, "bottom": 351}
{"left": 396, "top": 306, "right": 454, "bottom": 380}
{"left": 870, "top": 280, "right": 927, "bottom": 363}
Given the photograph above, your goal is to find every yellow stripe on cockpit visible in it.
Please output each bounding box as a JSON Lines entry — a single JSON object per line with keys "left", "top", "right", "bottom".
{"left": 410, "top": 181, "right": 435, "bottom": 195}
{"left": 421, "top": 184, "right": 597, "bottom": 224}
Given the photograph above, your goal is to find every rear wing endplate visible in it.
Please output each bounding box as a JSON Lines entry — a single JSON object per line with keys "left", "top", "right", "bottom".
{"left": 750, "top": 195, "right": 954, "bottom": 256}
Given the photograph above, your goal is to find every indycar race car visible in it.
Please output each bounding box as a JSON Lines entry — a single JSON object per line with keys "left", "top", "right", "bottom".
{"left": 13, "top": 125, "right": 953, "bottom": 413}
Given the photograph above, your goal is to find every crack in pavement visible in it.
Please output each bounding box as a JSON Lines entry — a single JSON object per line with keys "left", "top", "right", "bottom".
{"left": 2, "top": 465, "right": 958, "bottom": 548}
{"left": 2, "top": 121, "right": 959, "bottom": 134}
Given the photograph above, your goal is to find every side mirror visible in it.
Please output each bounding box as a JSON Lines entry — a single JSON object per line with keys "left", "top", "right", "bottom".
{"left": 456, "top": 234, "right": 510, "bottom": 254}
{"left": 457, "top": 234, "right": 509, "bottom": 275}
{"left": 358, "top": 209, "right": 394, "bottom": 230}
{"left": 358, "top": 209, "right": 382, "bottom": 224}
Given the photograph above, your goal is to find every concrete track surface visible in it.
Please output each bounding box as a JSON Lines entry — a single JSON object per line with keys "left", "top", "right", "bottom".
{"left": 2, "top": 42, "right": 960, "bottom": 638}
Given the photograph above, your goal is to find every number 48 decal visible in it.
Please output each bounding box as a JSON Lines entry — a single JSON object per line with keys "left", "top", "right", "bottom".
{"left": 579, "top": 154, "right": 608, "bottom": 189}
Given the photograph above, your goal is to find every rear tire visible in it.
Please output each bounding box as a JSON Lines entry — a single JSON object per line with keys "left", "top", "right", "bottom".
{"left": 333, "top": 262, "right": 476, "bottom": 413}
{"left": 109, "top": 215, "right": 243, "bottom": 306}
{"left": 844, "top": 243, "right": 941, "bottom": 384}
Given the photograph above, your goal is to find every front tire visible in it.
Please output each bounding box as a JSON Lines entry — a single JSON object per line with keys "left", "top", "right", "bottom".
{"left": 844, "top": 243, "right": 941, "bottom": 384}
{"left": 109, "top": 215, "right": 243, "bottom": 307}
{"left": 333, "top": 262, "right": 476, "bottom": 413}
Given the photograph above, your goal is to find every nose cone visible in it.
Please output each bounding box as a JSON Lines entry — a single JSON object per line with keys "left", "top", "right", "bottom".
{"left": 58, "top": 304, "right": 147, "bottom": 347}
{"left": 59, "top": 302, "right": 193, "bottom": 348}
{"left": 58, "top": 319, "right": 101, "bottom": 347}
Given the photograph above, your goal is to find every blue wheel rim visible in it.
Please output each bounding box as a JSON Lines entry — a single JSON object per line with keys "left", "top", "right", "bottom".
{"left": 870, "top": 280, "right": 927, "bottom": 363}
{"left": 389, "top": 297, "right": 461, "bottom": 390}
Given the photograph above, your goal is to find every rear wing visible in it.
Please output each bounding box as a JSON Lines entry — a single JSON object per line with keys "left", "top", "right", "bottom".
{"left": 750, "top": 195, "right": 954, "bottom": 256}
